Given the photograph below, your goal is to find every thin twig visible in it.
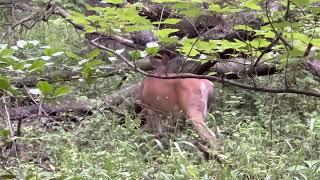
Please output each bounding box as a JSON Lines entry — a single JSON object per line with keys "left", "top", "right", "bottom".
{"left": 2, "top": 96, "right": 21, "bottom": 170}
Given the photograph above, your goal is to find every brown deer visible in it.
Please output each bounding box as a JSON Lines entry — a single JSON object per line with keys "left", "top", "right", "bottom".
{"left": 136, "top": 54, "right": 217, "bottom": 150}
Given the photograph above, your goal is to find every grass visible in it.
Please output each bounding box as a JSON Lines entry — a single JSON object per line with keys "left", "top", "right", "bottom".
{"left": 2, "top": 84, "right": 320, "bottom": 179}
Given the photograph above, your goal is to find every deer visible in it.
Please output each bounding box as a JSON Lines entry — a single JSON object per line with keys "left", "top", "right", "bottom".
{"left": 135, "top": 54, "right": 218, "bottom": 151}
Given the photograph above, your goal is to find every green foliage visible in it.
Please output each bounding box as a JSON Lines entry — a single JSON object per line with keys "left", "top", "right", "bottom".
{"left": 37, "top": 81, "right": 72, "bottom": 98}
{"left": 1, "top": 0, "right": 320, "bottom": 179}
{"left": 0, "top": 76, "right": 10, "bottom": 90}
{"left": 2, "top": 83, "right": 320, "bottom": 179}
{"left": 242, "top": 0, "right": 262, "bottom": 10}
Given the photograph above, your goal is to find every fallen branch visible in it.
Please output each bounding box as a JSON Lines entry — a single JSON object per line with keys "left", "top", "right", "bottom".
{"left": 0, "top": 84, "right": 138, "bottom": 120}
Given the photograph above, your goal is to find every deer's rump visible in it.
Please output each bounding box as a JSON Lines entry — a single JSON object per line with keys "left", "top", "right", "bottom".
{"left": 138, "top": 76, "right": 214, "bottom": 116}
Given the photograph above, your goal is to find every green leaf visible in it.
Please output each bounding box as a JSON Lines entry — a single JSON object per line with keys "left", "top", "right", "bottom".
{"left": 234, "top": 24, "right": 253, "bottom": 31}
{"left": 250, "top": 38, "right": 270, "bottom": 48}
{"left": 209, "top": 4, "right": 242, "bottom": 13}
{"left": 308, "top": 6, "right": 320, "bottom": 14}
{"left": 44, "top": 48, "right": 54, "bottom": 56}
{"left": 180, "top": 44, "right": 200, "bottom": 56}
{"left": 146, "top": 47, "right": 160, "bottom": 55}
{"left": 0, "top": 175, "right": 16, "bottom": 179}
{"left": 209, "top": 4, "right": 223, "bottom": 12}
{"left": 0, "top": 129, "right": 10, "bottom": 138}
{"left": 129, "top": 50, "right": 142, "bottom": 60}
{"left": 153, "top": 18, "right": 182, "bottom": 25}
{"left": 37, "top": 81, "right": 53, "bottom": 96}
{"left": 0, "top": 48, "right": 15, "bottom": 57}
{"left": 102, "top": 0, "right": 124, "bottom": 4}
{"left": 284, "top": 32, "right": 310, "bottom": 44}
{"left": 86, "top": 49, "right": 101, "bottom": 59}
{"left": 81, "top": 66, "right": 93, "bottom": 78}
{"left": 154, "top": 28, "right": 179, "bottom": 42}
{"left": 0, "top": 76, "right": 10, "bottom": 90}
{"left": 146, "top": 42, "right": 160, "bottom": 55}
{"left": 311, "top": 39, "right": 320, "bottom": 46}
{"left": 291, "top": 0, "right": 310, "bottom": 6}
{"left": 65, "top": 51, "right": 82, "bottom": 61}
{"left": 125, "top": 25, "right": 153, "bottom": 33}
{"left": 53, "top": 86, "right": 72, "bottom": 97}
{"left": 85, "top": 60, "right": 104, "bottom": 68}
{"left": 28, "top": 60, "right": 46, "bottom": 73}
{"left": 180, "top": 8, "right": 202, "bottom": 17}
{"left": 243, "top": 0, "right": 262, "bottom": 10}
{"left": 68, "top": 11, "right": 90, "bottom": 28}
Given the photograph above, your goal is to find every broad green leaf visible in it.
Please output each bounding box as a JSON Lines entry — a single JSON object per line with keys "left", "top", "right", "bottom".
{"left": 81, "top": 66, "right": 93, "bottom": 78}
{"left": 85, "top": 60, "right": 104, "bottom": 69}
{"left": 209, "top": 4, "right": 223, "bottom": 12}
{"left": 154, "top": 29, "right": 179, "bottom": 38}
{"left": 65, "top": 51, "right": 81, "bottom": 61}
{"left": 53, "top": 86, "right": 72, "bottom": 97}
{"left": 102, "top": 0, "right": 124, "bottom": 4}
{"left": 28, "top": 60, "right": 46, "bottom": 72}
{"left": 284, "top": 32, "right": 310, "bottom": 44}
{"left": 180, "top": 45, "right": 200, "bottom": 56}
{"left": 68, "top": 11, "right": 90, "bottom": 27}
{"left": 250, "top": 38, "right": 270, "bottom": 48}
{"left": 153, "top": 18, "right": 182, "bottom": 25}
{"left": 0, "top": 129, "right": 10, "bottom": 138}
{"left": 146, "top": 42, "right": 160, "bottom": 55}
{"left": 243, "top": 0, "right": 262, "bottom": 10}
{"left": 291, "top": 0, "right": 310, "bottom": 6}
{"left": 37, "top": 81, "right": 53, "bottom": 96}
{"left": 86, "top": 49, "right": 101, "bottom": 59}
{"left": 209, "top": 4, "right": 241, "bottom": 13}
{"left": 146, "top": 47, "right": 160, "bottom": 55}
{"left": 0, "top": 76, "right": 10, "bottom": 90}
{"left": 311, "top": 39, "right": 320, "bottom": 46}
{"left": 0, "top": 175, "right": 16, "bottom": 179}
{"left": 154, "top": 28, "right": 180, "bottom": 43}
{"left": 180, "top": 8, "right": 202, "bottom": 17}
{"left": 0, "top": 48, "right": 15, "bottom": 57}
{"left": 308, "top": 6, "right": 320, "bottom": 14}
{"left": 11, "top": 62, "right": 25, "bottom": 70}
{"left": 152, "top": 0, "right": 190, "bottom": 2}
{"left": 234, "top": 25, "right": 253, "bottom": 31}
{"left": 129, "top": 50, "right": 142, "bottom": 60}
{"left": 125, "top": 25, "right": 153, "bottom": 33}
{"left": 44, "top": 48, "right": 55, "bottom": 56}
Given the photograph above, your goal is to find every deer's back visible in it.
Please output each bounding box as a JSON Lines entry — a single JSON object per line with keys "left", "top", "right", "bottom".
{"left": 138, "top": 73, "right": 214, "bottom": 114}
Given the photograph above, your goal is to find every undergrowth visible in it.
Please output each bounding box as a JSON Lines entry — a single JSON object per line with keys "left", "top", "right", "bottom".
{"left": 1, "top": 83, "right": 320, "bottom": 179}
{"left": 1, "top": 14, "right": 320, "bottom": 180}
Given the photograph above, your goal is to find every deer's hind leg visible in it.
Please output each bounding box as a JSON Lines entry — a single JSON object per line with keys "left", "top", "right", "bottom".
{"left": 176, "top": 86, "right": 217, "bottom": 150}
{"left": 185, "top": 110, "right": 217, "bottom": 151}
{"left": 142, "top": 108, "right": 162, "bottom": 134}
